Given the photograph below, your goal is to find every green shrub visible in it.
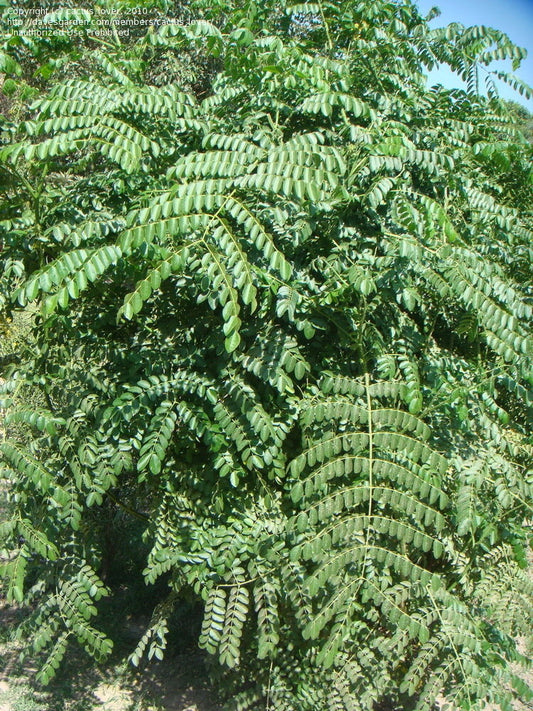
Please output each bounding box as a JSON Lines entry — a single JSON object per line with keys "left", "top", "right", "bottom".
{"left": 0, "top": 1, "right": 532, "bottom": 709}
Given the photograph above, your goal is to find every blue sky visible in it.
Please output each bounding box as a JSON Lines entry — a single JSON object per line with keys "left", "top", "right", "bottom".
{"left": 415, "top": 0, "right": 533, "bottom": 110}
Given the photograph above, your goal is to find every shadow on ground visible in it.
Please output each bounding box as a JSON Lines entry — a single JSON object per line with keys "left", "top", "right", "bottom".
{"left": 0, "top": 601, "right": 223, "bottom": 711}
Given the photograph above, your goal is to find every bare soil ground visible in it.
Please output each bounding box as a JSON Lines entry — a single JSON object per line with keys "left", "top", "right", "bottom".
{"left": 0, "top": 605, "right": 223, "bottom": 711}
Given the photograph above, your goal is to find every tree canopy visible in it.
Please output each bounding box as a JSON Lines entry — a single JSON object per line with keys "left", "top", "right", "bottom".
{"left": 1, "top": 1, "right": 532, "bottom": 710}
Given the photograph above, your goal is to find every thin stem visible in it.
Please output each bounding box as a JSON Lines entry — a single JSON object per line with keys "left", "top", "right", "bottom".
{"left": 318, "top": 0, "right": 334, "bottom": 54}
{"left": 364, "top": 372, "right": 373, "bottom": 521}
{"left": 107, "top": 491, "right": 150, "bottom": 521}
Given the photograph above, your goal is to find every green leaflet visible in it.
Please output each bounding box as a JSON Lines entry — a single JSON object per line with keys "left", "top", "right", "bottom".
{"left": 17, "top": 246, "right": 122, "bottom": 313}
{"left": 137, "top": 402, "right": 178, "bottom": 478}
{"left": 118, "top": 248, "right": 191, "bottom": 321}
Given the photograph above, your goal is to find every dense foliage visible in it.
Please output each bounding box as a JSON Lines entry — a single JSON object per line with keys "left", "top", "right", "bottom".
{"left": 1, "top": 1, "right": 532, "bottom": 709}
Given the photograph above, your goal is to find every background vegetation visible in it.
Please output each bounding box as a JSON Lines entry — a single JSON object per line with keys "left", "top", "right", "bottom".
{"left": 1, "top": 1, "right": 532, "bottom": 710}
